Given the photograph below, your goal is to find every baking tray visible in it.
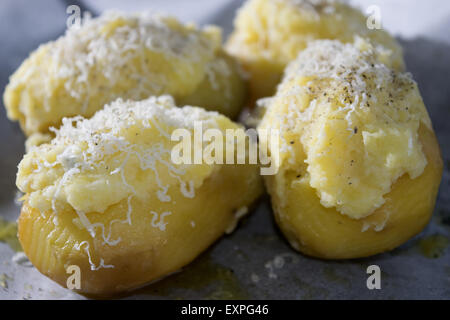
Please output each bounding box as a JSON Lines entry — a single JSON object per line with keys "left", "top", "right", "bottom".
{"left": 0, "top": 0, "right": 449, "bottom": 300}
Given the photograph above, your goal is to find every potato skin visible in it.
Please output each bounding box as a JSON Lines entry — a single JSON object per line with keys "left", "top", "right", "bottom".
{"left": 226, "top": 0, "right": 405, "bottom": 102}
{"left": 266, "top": 125, "right": 442, "bottom": 259}
{"left": 19, "top": 163, "right": 262, "bottom": 295}
{"left": 178, "top": 51, "right": 248, "bottom": 120}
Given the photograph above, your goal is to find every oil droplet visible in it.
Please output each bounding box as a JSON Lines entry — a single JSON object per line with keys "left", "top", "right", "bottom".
{"left": 322, "top": 266, "right": 351, "bottom": 288}
{"left": 0, "top": 273, "right": 12, "bottom": 289}
{"left": 418, "top": 234, "right": 449, "bottom": 259}
{"left": 0, "top": 218, "right": 22, "bottom": 252}
{"left": 293, "top": 275, "right": 330, "bottom": 300}
{"left": 131, "top": 253, "right": 248, "bottom": 299}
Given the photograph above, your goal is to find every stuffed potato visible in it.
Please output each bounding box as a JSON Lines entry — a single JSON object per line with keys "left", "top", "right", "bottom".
{"left": 258, "top": 39, "right": 442, "bottom": 259}
{"left": 226, "top": 0, "right": 404, "bottom": 102}
{"left": 4, "top": 11, "right": 247, "bottom": 136}
{"left": 16, "top": 96, "right": 263, "bottom": 295}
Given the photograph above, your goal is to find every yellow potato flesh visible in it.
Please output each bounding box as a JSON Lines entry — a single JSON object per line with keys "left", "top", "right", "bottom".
{"left": 266, "top": 125, "right": 442, "bottom": 259}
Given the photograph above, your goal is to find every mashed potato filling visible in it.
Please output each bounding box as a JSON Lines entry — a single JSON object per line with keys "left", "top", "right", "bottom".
{"left": 16, "top": 96, "right": 241, "bottom": 230}
{"left": 258, "top": 38, "right": 432, "bottom": 219}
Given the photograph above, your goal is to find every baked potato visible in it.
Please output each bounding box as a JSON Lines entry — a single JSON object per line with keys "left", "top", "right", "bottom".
{"left": 226, "top": 0, "right": 404, "bottom": 102}
{"left": 4, "top": 11, "right": 247, "bottom": 136}
{"left": 257, "top": 39, "right": 442, "bottom": 259}
{"left": 16, "top": 96, "right": 263, "bottom": 294}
